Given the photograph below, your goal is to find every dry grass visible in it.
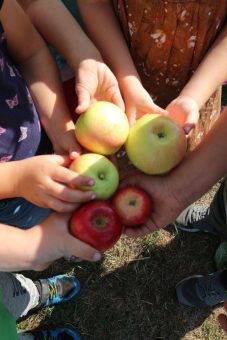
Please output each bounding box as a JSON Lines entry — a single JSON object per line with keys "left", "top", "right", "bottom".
{"left": 18, "top": 183, "right": 227, "bottom": 340}
{"left": 18, "top": 88, "right": 227, "bottom": 339}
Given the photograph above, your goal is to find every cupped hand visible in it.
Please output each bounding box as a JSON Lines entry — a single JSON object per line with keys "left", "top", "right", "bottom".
{"left": 75, "top": 59, "right": 125, "bottom": 113}
{"left": 166, "top": 95, "right": 199, "bottom": 134}
{"left": 27, "top": 212, "right": 101, "bottom": 271}
{"left": 121, "top": 77, "right": 168, "bottom": 126}
{"left": 46, "top": 118, "right": 82, "bottom": 160}
{"left": 15, "top": 154, "right": 95, "bottom": 212}
{"left": 120, "top": 172, "right": 184, "bottom": 237}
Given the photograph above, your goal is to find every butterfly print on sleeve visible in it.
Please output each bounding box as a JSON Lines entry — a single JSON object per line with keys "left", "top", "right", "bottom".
{"left": 6, "top": 94, "right": 19, "bottom": 109}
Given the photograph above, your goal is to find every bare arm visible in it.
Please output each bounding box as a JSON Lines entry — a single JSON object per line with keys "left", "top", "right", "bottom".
{"left": 166, "top": 24, "right": 227, "bottom": 132}
{"left": 78, "top": 0, "right": 167, "bottom": 124}
{"left": 180, "top": 24, "right": 227, "bottom": 109}
{"left": 18, "top": 0, "right": 125, "bottom": 113}
{"left": 18, "top": 0, "right": 102, "bottom": 71}
{"left": 78, "top": 0, "right": 140, "bottom": 83}
{"left": 0, "top": 212, "right": 100, "bottom": 272}
{"left": 1, "top": 0, "right": 80, "bottom": 155}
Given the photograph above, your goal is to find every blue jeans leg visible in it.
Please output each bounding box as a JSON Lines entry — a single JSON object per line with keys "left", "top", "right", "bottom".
{"left": 0, "top": 197, "right": 52, "bottom": 229}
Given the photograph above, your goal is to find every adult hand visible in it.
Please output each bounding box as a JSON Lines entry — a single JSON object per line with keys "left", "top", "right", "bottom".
{"left": 166, "top": 95, "right": 199, "bottom": 134}
{"left": 121, "top": 171, "right": 184, "bottom": 237}
{"left": 15, "top": 154, "right": 95, "bottom": 212}
{"left": 75, "top": 59, "right": 125, "bottom": 113}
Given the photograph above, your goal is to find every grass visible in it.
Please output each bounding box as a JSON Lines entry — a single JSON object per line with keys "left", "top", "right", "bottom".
{"left": 18, "top": 86, "right": 227, "bottom": 339}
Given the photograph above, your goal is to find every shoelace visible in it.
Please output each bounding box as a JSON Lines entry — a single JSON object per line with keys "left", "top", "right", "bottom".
{"left": 188, "top": 206, "right": 209, "bottom": 224}
{"left": 9, "top": 274, "right": 27, "bottom": 297}
{"left": 198, "top": 276, "right": 223, "bottom": 302}
{"left": 48, "top": 282, "right": 59, "bottom": 301}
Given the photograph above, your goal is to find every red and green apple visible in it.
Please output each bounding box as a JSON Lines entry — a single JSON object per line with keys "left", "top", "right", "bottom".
{"left": 69, "top": 200, "right": 123, "bottom": 251}
{"left": 112, "top": 186, "right": 152, "bottom": 226}
{"left": 75, "top": 101, "right": 129, "bottom": 155}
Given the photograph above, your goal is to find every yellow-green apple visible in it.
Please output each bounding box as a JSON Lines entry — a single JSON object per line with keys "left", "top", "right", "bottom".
{"left": 75, "top": 101, "right": 129, "bottom": 155}
{"left": 125, "top": 114, "right": 187, "bottom": 174}
{"left": 70, "top": 153, "right": 119, "bottom": 200}
{"left": 112, "top": 186, "right": 152, "bottom": 226}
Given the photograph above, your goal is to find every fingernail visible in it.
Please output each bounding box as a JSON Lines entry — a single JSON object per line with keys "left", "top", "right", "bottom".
{"left": 91, "top": 194, "right": 96, "bottom": 200}
{"left": 70, "top": 151, "right": 80, "bottom": 159}
{"left": 93, "top": 252, "right": 101, "bottom": 261}
{"left": 88, "top": 180, "right": 95, "bottom": 186}
{"left": 184, "top": 124, "right": 193, "bottom": 134}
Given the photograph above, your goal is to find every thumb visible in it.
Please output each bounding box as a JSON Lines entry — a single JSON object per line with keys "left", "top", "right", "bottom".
{"left": 152, "top": 103, "right": 168, "bottom": 116}
{"left": 64, "top": 233, "right": 102, "bottom": 262}
{"left": 111, "top": 91, "right": 125, "bottom": 112}
{"left": 182, "top": 109, "right": 199, "bottom": 134}
{"left": 75, "top": 85, "right": 91, "bottom": 114}
{"left": 50, "top": 154, "right": 72, "bottom": 167}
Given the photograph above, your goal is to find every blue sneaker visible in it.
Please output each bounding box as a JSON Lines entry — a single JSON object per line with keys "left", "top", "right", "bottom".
{"left": 35, "top": 274, "right": 80, "bottom": 308}
{"left": 28, "top": 327, "right": 80, "bottom": 339}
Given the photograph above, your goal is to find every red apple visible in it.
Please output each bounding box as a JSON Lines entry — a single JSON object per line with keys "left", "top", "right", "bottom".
{"left": 69, "top": 200, "right": 123, "bottom": 252}
{"left": 112, "top": 186, "right": 152, "bottom": 226}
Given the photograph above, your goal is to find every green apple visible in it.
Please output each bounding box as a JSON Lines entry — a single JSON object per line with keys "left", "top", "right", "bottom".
{"left": 125, "top": 114, "right": 187, "bottom": 174}
{"left": 75, "top": 101, "right": 129, "bottom": 155}
{"left": 70, "top": 153, "right": 119, "bottom": 200}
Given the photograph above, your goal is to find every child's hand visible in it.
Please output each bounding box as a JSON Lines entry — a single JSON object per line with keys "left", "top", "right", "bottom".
{"left": 120, "top": 77, "right": 167, "bottom": 126}
{"left": 15, "top": 154, "right": 95, "bottom": 212}
{"left": 166, "top": 95, "right": 199, "bottom": 134}
{"left": 46, "top": 119, "right": 81, "bottom": 160}
{"left": 75, "top": 59, "right": 125, "bottom": 113}
{"left": 26, "top": 212, "right": 101, "bottom": 271}
{"left": 120, "top": 172, "right": 184, "bottom": 237}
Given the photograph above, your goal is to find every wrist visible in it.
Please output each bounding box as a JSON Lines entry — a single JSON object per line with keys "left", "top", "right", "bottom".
{"left": 0, "top": 161, "right": 21, "bottom": 199}
{"left": 118, "top": 75, "right": 142, "bottom": 92}
{"left": 177, "top": 92, "right": 200, "bottom": 109}
{"left": 179, "top": 89, "right": 203, "bottom": 110}
{"left": 70, "top": 47, "right": 102, "bottom": 71}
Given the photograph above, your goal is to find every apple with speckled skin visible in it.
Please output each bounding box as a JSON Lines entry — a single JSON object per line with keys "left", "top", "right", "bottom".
{"left": 125, "top": 114, "right": 187, "bottom": 174}
{"left": 75, "top": 101, "right": 129, "bottom": 155}
{"left": 70, "top": 153, "right": 119, "bottom": 200}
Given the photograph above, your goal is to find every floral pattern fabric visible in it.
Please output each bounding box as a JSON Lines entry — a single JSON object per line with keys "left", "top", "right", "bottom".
{"left": 112, "top": 0, "right": 227, "bottom": 148}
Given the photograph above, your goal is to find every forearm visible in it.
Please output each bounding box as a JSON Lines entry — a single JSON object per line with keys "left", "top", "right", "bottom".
{"left": 0, "top": 162, "right": 21, "bottom": 199}
{"left": 18, "top": 0, "right": 102, "bottom": 69}
{"left": 0, "top": 225, "right": 34, "bottom": 271}
{"left": 19, "top": 45, "right": 73, "bottom": 134}
{"left": 77, "top": 0, "right": 141, "bottom": 88}
{"left": 180, "top": 24, "right": 227, "bottom": 109}
{"left": 169, "top": 106, "right": 227, "bottom": 208}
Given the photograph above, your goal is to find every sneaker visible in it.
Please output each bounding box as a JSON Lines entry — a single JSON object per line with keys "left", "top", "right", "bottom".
{"left": 176, "top": 271, "right": 227, "bottom": 307}
{"left": 175, "top": 204, "right": 218, "bottom": 235}
{"left": 35, "top": 274, "right": 80, "bottom": 308}
{"left": 23, "top": 327, "right": 80, "bottom": 339}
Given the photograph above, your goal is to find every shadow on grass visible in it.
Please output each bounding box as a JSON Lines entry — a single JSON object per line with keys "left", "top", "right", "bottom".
{"left": 20, "top": 226, "right": 224, "bottom": 340}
